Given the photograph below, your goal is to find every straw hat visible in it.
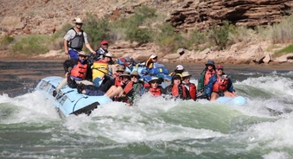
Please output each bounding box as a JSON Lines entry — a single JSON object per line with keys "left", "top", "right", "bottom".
{"left": 78, "top": 51, "right": 87, "bottom": 56}
{"left": 181, "top": 71, "right": 192, "bottom": 78}
{"left": 74, "top": 17, "right": 83, "bottom": 24}
{"left": 130, "top": 71, "right": 140, "bottom": 77}
{"left": 116, "top": 65, "right": 125, "bottom": 72}
{"left": 120, "top": 71, "right": 131, "bottom": 77}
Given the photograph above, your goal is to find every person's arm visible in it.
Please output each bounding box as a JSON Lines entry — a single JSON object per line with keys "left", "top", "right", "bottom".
{"left": 64, "top": 39, "right": 69, "bottom": 55}
{"left": 83, "top": 32, "right": 96, "bottom": 54}
{"left": 227, "top": 78, "right": 236, "bottom": 93}
{"left": 205, "top": 75, "right": 216, "bottom": 100}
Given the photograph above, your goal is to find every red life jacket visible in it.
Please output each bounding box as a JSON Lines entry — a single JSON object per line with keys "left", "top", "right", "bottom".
{"left": 171, "top": 84, "right": 187, "bottom": 99}
{"left": 212, "top": 77, "right": 229, "bottom": 92}
{"left": 115, "top": 76, "right": 122, "bottom": 87}
{"left": 149, "top": 87, "right": 162, "bottom": 97}
{"left": 123, "top": 81, "right": 133, "bottom": 94}
{"left": 184, "top": 83, "right": 197, "bottom": 100}
{"left": 204, "top": 70, "right": 215, "bottom": 86}
{"left": 70, "top": 62, "right": 87, "bottom": 79}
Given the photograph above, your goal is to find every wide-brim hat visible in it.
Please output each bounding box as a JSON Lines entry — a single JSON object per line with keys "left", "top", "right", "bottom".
{"left": 116, "top": 65, "right": 125, "bottom": 72}
{"left": 148, "top": 77, "right": 160, "bottom": 83}
{"left": 150, "top": 54, "right": 157, "bottom": 59}
{"left": 205, "top": 60, "right": 215, "bottom": 66}
{"left": 130, "top": 71, "right": 140, "bottom": 77}
{"left": 182, "top": 71, "right": 192, "bottom": 78}
{"left": 78, "top": 51, "right": 87, "bottom": 56}
{"left": 74, "top": 17, "right": 83, "bottom": 24}
{"left": 120, "top": 71, "right": 131, "bottom": 78}
{"left": 104, "top": 53, "right": 113, "bottom": 58}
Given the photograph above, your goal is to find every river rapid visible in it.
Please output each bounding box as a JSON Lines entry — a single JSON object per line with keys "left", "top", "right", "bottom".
{"left": 0, "top": 59, "right": 293, "bottom": 159}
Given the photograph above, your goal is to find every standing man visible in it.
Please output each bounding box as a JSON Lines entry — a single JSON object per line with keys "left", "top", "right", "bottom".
{"left": 64, "top": 17, "right": 95, "bottom": 59}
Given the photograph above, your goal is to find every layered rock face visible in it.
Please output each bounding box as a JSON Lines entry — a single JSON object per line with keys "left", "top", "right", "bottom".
{"left": 168, "top": 0, "right": 293, "bottom": 31}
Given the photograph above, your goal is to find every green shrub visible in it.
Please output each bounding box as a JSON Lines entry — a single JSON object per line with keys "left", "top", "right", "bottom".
{"left": 0, "top": 36, "right": 14, "bottom": 49}
{"left": 273, "top": 44, "right": 293, "bottom": 57}
{"left": 208, "top": 21, "right": 236, "bottom": 50}
{"left": 126, "top": 27, "right": 152, "bottom": 44}
{"left": 11, "top": 35, "right": 49, "bottom": 55}
{"left": 154, "top": 23, "right": 184, "bottom": 53}
{"left": 83, "top": 14, "right": 111, "bottom": 49}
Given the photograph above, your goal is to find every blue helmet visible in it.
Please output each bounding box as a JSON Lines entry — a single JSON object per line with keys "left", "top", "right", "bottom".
{"left": 205, "top": 60, "right": 215, "bottom": 66}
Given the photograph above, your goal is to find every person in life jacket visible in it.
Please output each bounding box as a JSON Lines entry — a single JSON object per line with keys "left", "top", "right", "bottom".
{"left": 197, "top": 60, "right": 216, "bottom": 98}
{"left": 164, "top": 75, "right": 191, "bottom": 100}
{"left": 53, "top": 51, "right": 93, "bottom": 97}
{"left": 63, "top": 17, "right": 95, "bottom": 59}
{"left": 181, "top": 71, "right": 197, "bottom": 101}
{"left": 169, "top": 65, "right": 185, "bottom": 76}
{"left": 91, "top": 53, "right": 113, "bottom": 86}
{"left": 141, "top": 76, "right": 164, "bottom": 97}
{"left": 87, "top": 40, "right": 109, "bottom": 65}
{"left": 77, "top": 73, "right": 115, "bottom": 96}
{"left": 205, "top": 65, "right": 236, "bottom": 101}
{"left": 115, "top": 71, "right": 144, "bottom": 105}
{"left": 142, "top": 54, "right": 169, "bottom": 76}
{"left": 105, "top": 71, "right": 131, "bottom": 98}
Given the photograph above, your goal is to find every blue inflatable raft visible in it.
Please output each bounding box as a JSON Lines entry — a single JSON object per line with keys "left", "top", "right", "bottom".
{"left": 216, "top": 96, "right": 247, "bottom": 106}
{"left": 35, "top": 76, "right": 112, "bottom": 118}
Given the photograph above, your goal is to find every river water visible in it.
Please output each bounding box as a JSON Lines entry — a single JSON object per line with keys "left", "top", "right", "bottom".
{"left": 0, "top": 59, "right": 293, "bottom": 159}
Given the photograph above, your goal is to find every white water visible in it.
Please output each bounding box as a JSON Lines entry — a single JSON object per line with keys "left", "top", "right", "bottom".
{"left": 1, "top": 72, "right": 293, "bottom": 158}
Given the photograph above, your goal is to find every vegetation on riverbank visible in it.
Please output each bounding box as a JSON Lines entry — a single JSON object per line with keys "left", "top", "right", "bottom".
{"left": 1, "top": 6, "right": 293, "bottom": 57}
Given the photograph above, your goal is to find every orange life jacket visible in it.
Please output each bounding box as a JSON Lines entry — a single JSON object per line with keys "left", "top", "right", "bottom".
{"left": 171, "top": 84, "right": 187, "bottom": 99}
{"left": 184, "top": 83, "right": 197, "bottom": 100}
{"left": 212, "top": 77, "right": 229, "bottom": 93}
{"left": 70, "top": 62, "right": 87, "bottom": 79}
{"left": 204, "top": 70, "right": 215, "bottom": 86}
{"left": 149, "top": 87, "right": 162, "bottom": 97}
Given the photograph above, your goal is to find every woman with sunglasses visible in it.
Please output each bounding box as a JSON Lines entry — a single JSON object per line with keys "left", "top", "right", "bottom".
{"left": 116, "top": 71, "right": 144, "bottom": 105}
{"left": 141, "top": 77, "right": 164, "bottom": 97}
{"left": 205, "top": 65, "right": 236, "bottom": 101}
{"left": 164, "top": 75, "right": 190, "bottom": 100}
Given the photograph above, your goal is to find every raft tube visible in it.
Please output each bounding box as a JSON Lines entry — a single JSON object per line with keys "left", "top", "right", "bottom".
{"left": 35, "top": 76, "right": 112, "bottom": 118}
{"left": 216, "top": 96, "right": 247, "bottom": 106}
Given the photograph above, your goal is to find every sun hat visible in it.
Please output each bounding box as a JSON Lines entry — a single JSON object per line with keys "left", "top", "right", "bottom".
{"left": 150, "top": 54, "right": 157, "bottom": 59}
{"left": 100, "top": 40, "right": 108, "bottom": 45}
{"left": 176, "top": 65, "right": 184, "bottom": 71}
{"left": 104, "top": 53, "right": 113, "bottom": 58}
{"left": 78, "top": 51, "right": 87, "bottom": 56}
{"left": 181, "top": 71, "right": 192, "bottom": 78}
{"left": 148, "top": 76, "right": 160, "bottom": 83}
{"left": 130, "top": 71, "right": 140, "bottom": 77}
{"left": 74, "top": 17, "right": 83, "bottom": 24}
{"left": 116, "top": 65, "right": 125, "bottom": 72}
{"left": 120, "top": 71, "right": 131, "bottom": 77}
{"left": 205, "top": 60, "right": 215, "bottom": 66}
{"left": 216, "top": 65, "right": 224, "bottom": 69}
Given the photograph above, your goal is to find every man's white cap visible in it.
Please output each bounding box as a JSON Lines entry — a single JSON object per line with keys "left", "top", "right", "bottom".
{"left": 176, "top": 65, "right": 184, "bottom": 71}
{"left": 150, "top": 54, "right": 157, "bottom": 59}
{"left": 74, "top": 17, "right": 83, "bottom": 24}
